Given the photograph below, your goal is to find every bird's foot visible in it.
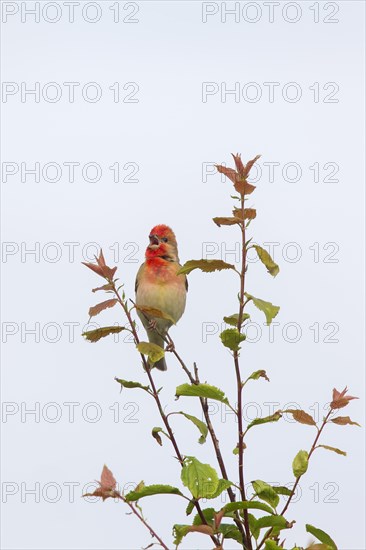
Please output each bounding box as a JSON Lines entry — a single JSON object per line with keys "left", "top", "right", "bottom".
{"left": 148, "top": 319, "right": 158, "bottom": 331}
{"left": 165, "top": 341, "right": 175, "bottom": 353}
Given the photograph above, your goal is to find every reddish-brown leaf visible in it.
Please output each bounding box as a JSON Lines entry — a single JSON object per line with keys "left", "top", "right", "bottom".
{"left": 99, "top": 264, "right": 117, "bottom": 281}
{"left": 100, "top": 464, "right": 117, "bottom": 490}
{"left": 231, "top": 153, "right": 246, "bottom": 176}
{"left": 83, "top": 249, "right": 117, "bottom": 281}
{"left": 232, "top": 207, "right": 244, "bottom": 219}
{"left": 234, "top": 178, "right": 256, "bottom": 196}
{"left": 244, "top": 208, "right": 257, "bottom": 220}
{"left": 97, "top": 249, "right": 106, "bottom": 267}
{"left": 83, "top": 487, "right": 120, "bottom": 501}
{"left": 243, "top": 154, "right": 261, "bottom": 178}
{"left": 214, "top": 509, "right": 225, "bottom": 530}
{"left": 186, "top": 525, "right": 214, "bottom": 536}
{"left": 213, "top": 216, "right": 241, "bottom": 227}
{"left": 215, "top": 164, "right": 237, "bottom": 184}
{"left": 82, "top": 261, "right": 105, "bottom": 278}
{"left": 331, "top": 416, "right": 360, "bottom": 427}
{"left": 331, "top": 387, "right": 358, "bottom": 409}
{"left": 89, "top": 299, "right": 118, "bottom": 318}
{"left": 217, "top": 155, "right": 260, "bottom": 196}
{"left": 285, "top": 409, "right": 316, "bottom": 426}
{"left": 92, "top": 283, "right": 114, "bottom": 293}
{"left": 83, "top": 465, "right": 120, "bottom": 501}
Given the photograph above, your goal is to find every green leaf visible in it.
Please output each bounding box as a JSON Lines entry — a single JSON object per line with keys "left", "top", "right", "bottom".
{"left": 209, "top": 478, "right": 232, "bottom": 498}
{"left": 177, "top": 259, "right": 236, "bottom": 275}
{"left": 265, "top": 541, "right": 283, "bottom": 550}
{"left": 272, "top": 485, "right": 292, "bottom": 496}
{"left": 181, "top": 456, "right": 219, "bottom": 499}
{"left": 223, "top": 313, "right": 250, "bottom": 326}
{"left": 292, "top": 450, "right": 309, "bottom": 478}
{"left": 176, "top": 383, "right": 230, "bottom": 405}
{"left": 220, "top": 328, "right": 246, "bottom": 351}
{"left": 114, "top": 378, "right": 150, "bottom": 392}
{"left": 172, "top": 524, "right": 214, "bottom": 546}
{"left": 151, "top": 427, "right": 166, "bottom": 446}
{"left": 246, "top": 369, "right": 269, "bottom": 382}
{"left": 306, "top": 524, "right": 338, "bottom": 549}
{"left": 252, "top": 245, "right": 280, "bottom": 277}
{"left": 136, "top": 305, "right": 175, "bottom": 324}
{"left": 82, "top": 326, "right": 125, "bottom": 343}
{"left": 192, "top": 507, "right": 215, "bottom": 525}
{"left": 256, "top": 515, "right": 288, "bottom": 529}
{"left": 136, "top": 341, "right": 165, "bottom": 363}
{"left": 219, "top": 524, "right": 243, "bottom": 543}
{"left": 252, "top": 480, "right": 279, "bottom": 509}
{"left": 185, "top": 500, "right": 195, "bottom": 516}
{"left": 178, "top": 412, "right": 208, "bottom": 444}
{"left": 318, "top": 444, "right": 347, "bottom": 456}
{"left": 248, "top": 513, "right": 260, "bottom": 539}
{"left": 223, "top": 500, "right": 275, "bottom": 516}
{"left": 331, "top": 416, "right": 361, "bottom": 427}
{"left": 305, "top": 545, "right": 332, "bottom": 550}
{"left": 246, "top": 411, "right": 282, "bottom": 431}
{"left": 245, "top": 293, "right": 280, "bottom": 325}
{"left": 173, "top": 525, "right": 190, "bottom": 546}
{"left": 125, "top": 484, "right": 182, "bottom": 501}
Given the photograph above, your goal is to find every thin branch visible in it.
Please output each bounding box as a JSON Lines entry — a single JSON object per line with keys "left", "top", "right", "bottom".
{"left": 281, "top": 409, "right": 332, "bottom": 517}
{"left": 119, "top": 495, "right": 169, "bottom": 550}
{"left": 233, "top": 194, "right": 252, "bottom": 550}
{"left": 135, "top": 302, "right": 249, "bottom": 548}
{"left": 111, "top": 284, "right": 221, "bottom": 547}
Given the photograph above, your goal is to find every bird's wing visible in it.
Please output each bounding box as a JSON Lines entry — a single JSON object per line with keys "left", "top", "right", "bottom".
{"left": 178, "top": 262, "right": 188, "bottom": 292}
{"left": 135, "top": 262, "right": 145, "bottom": 293}
{"left": 177, "top": 263, "right": 188, "bottom": 291}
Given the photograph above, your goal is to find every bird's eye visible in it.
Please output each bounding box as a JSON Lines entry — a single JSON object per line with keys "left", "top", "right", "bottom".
{"left": 162, "top": 237, "right": 168, "bottom": 243}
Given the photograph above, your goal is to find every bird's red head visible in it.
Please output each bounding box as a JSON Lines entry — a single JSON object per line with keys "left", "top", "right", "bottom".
{"left": 146, "top": 224, "right": 178, "bottom": 261}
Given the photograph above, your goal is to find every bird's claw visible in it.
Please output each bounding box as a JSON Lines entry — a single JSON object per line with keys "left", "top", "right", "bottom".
{"left": 148, "top": 319, "right": 158, "bottom": 331}
{"left": 165, "top": 342, "right": 175, "bottom": 353}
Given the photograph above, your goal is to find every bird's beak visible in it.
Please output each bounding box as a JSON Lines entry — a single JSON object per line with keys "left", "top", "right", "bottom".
{"left": 149, "top": 234, "right": 160, "bottom": 247}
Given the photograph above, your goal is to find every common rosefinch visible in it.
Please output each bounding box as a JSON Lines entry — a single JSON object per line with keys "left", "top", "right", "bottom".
{"left": 135, "top": 225, "right": 187, "bottom": 371}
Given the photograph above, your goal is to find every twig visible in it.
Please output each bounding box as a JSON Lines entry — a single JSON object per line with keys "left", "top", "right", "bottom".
{"left": 233, "top": 195, "right": 252, "bottom": 550}
{"left": 144, "top": 325, "right": 249, "bottom": 548}
{"left": 132, "top": 299, "right": 248, "bottom": 547}
{"left": 111, "top": 284, "right": 221, "bottom": 547}
{"left": 119, "top": 495, "right": 169, "bottom": 550}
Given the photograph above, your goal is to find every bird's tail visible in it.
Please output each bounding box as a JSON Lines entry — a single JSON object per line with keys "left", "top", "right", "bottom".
{"left": 154, "top": 356, "right": 167, "bottom": 371}
{"left": 146, "top": 330, "right": 167, "bottom": 371}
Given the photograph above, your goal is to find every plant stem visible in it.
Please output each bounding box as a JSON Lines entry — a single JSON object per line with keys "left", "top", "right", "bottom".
{"left": 111, "top": 284, "right": 220, "bottom": 546}
{"left": 158, "top": 341, "right": 249, "bottom": 548}
{"left": 119, "top": 496, "right": 169, "bottom": 550}
{"left": 234, "top": 196, "right": 252, "bottom": 550}
{"left": 256, "top": 409, "right": 333, "bottom": 550}
{"left": 281, "top": 409, "right": 332, "bottom": 517}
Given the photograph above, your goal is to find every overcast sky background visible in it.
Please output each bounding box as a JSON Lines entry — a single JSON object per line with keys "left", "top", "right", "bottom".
{"left": 1, "top": 1, "right": 365, "bottom": 549}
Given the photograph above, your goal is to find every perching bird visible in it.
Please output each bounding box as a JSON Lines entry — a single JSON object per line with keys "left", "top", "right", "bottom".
{"left": 135, "top": 225, "right": 187, "bottom": 371}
